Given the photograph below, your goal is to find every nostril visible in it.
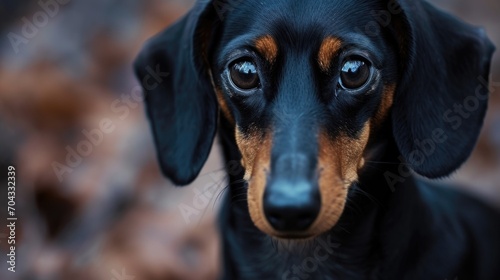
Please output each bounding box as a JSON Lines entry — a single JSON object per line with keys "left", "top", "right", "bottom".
{"left": 265, "top": 204, "right": 319, "bottom": 231}
{"left": 267, "top": 213, "right": 286, "bottom": 230}
{"left": 296, "top": 212, "right": 316, "bottom": 229}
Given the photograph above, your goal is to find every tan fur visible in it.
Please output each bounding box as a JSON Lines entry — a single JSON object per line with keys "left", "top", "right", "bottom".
{"left": 255, "top": 35, "right": 279, "bottom": 64}
{"left": 373, "top": 84, "right": 396, "bottom": 126}
{"left": 215, "top": 88, "right": 234, "bottom": 124}
{"left": 207, "top": 69, "right": 235, "bottom": 124}
{"left": 306, "top": 124, "right": 371, "bottom": 236}
{"left": 318, "top": 37, "right": 342, "bottom": 72}
{"left": 246, "top": 132, "right": 278, "bottom": 236}
{"left": 235, "top": 127, "right": 263, "bottom": 180}
{"left": 238, "top": 128, "right": 313, "bottom": 237}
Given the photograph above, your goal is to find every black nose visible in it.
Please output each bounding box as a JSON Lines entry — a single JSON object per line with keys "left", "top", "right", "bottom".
{"left": 263, "top": 179, "right": 321, "bottom": 232}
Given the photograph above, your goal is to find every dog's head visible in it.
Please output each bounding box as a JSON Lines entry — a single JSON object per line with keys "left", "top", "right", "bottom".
{"left": 135, "top": 0, "right": 494, "bottom": 239}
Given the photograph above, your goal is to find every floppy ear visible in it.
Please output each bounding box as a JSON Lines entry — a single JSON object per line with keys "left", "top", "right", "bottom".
{"left": 134, "top": 2, "right": 219, "bottom": 185}
{"left": 391, "top": 0, "right": 495, "bottom": 178}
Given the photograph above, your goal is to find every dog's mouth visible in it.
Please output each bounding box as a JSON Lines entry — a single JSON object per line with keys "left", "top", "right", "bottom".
{"left": 237, "top": 124, "right": 370, "bottom": 239}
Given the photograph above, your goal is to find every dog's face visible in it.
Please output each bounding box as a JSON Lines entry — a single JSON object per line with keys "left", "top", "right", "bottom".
{"left": 210, "top": 1, "right": 398, "bottom": 238}
{"left": 135, "top": 0, "right": 494, "bottom": 239}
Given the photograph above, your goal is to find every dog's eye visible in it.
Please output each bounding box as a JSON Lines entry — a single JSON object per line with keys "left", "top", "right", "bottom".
{"left": 340, "top": 59, "right": 371, "bottom": 90}
{"left": 230, "top": 60, "right": 260, "bottom": 90}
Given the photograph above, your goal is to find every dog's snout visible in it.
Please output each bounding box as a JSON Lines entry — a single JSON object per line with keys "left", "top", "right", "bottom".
{"left": 263, "top": 179, "right": 321, "bottom": 232}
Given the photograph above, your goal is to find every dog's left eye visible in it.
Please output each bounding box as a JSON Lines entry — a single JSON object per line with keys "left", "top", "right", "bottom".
{"left": 339, "top": 58, "right": 371, "bottom": 90}
{"left": 229, "top": 60, "right": 260, "bottom": 90}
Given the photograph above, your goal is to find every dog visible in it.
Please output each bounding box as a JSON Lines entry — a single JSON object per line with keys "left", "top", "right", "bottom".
{"left": 134, "top": 0, "right": 500, "bottom": 279}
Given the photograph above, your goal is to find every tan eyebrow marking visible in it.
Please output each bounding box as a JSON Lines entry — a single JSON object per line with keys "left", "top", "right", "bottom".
{"left": 255, "top": 35, "right": 278, "bottom": 64}
{"left": 318, "top": 37, "right": 342, "bottom": 72}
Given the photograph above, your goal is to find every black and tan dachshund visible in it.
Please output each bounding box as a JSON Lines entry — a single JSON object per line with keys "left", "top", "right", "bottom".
{"left": 134, "top": 0, "right": 500, "bottom": 279}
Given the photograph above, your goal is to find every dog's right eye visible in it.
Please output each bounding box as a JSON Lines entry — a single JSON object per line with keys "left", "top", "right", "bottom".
{"left": 339, "top": 58, "right": 372, "bottom": 90}
{"left": 229, "top": 60, "right": 260, "bottom": 90}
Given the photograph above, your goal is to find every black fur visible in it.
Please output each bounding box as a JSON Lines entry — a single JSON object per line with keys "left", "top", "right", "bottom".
{"left": 134, "top": 0, "right": 500, "bottom": 279}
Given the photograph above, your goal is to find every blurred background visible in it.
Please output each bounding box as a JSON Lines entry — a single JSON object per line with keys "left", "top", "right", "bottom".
{"left": 0, "top": 0, "right": 498, "bottom": 279}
